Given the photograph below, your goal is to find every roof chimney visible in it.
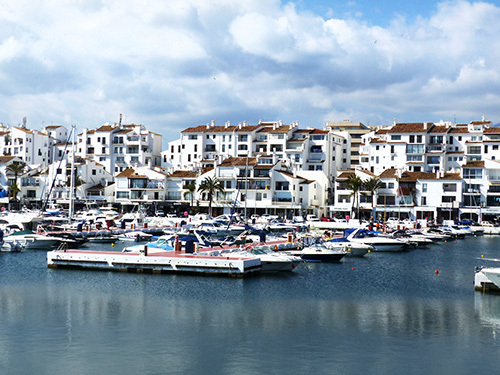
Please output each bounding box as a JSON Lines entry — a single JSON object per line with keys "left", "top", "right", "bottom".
{"left": 225, "top": 121, "right": 230, "bottom": 128}
{"left": 211, "top": 120, "right": 215, "bottom": 127}
{"left": 243, "top": 121, "right": 247, "bottom": 127}
{"left": 393, "top": 119, "right": 397, "bottom": 126}
{"left": 238, "top": 122, "right": 242, "bottom": 129}
{"left": 423, "top": 122, "right": 428, "bottom": 130}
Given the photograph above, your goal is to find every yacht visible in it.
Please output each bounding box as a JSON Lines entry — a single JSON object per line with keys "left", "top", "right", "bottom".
{"left": 218, "top": 246, "right": 302, "bottom": 272}
{"left": 288, "top": 244, "right": 347, "bottom": 262}
{"left": 345, "top": 228, "right": 407, "bottom": 252}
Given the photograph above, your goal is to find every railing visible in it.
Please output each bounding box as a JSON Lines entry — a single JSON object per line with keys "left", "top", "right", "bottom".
{"left": 308, "top": 155, "right": 324, "bottom": 162}
{"left": 426, "top": 146, "right": 445, "bottom": 152}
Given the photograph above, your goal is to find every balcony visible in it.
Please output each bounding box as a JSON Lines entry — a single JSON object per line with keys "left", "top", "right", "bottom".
{"left": 307, "top": 154, "right": 324, "bottom": 162}
{"left": 273, "top": 192, "right": 293, "bottom": 203}
{"left": 426, "top": 145, "right": 445, "bottom": 152}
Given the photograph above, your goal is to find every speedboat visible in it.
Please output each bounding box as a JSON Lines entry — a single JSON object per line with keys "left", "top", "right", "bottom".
{"left": 321, "top": 236, "right": 373, "bottom": 257}
{"left": 4, "top": 230, "right": 66, "bottom": 250}
{"left": 387, "top": 230, "right": 434, "bottom": 247}
{"left": 288, "top": 244, "right": 346, "bottom": 262}
{"left": 123, "top": 235, "right": 175, "bottom": 253}
{"left": 118, "top": 231, "right": 153, "bottom": 242}
{"left": 345, "top": 228, "right": 407, "bottom": 252}
{"left": 219, "top": 246, "right": 302, "bottom": 272}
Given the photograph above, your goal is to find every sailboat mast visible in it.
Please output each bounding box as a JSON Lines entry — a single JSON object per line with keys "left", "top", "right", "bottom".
{"left": 69, "top": 125, "right": 76, "bottom": 220}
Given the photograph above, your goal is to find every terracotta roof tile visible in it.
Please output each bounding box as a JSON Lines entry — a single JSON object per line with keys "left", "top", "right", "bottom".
{"left": 484, "top": 127, "right": 500, "bottom": 134}
{"left": 463, "top": 160, "right": 485, "bottom": 168}
{"left": 168, "top": 170, "right": 198, "bottom": 178}
{"left": 182, "top": 125, "right": 210, "bottom": 133}
{"left": 96, "top": 125, "right": 115, "bottom": 132}
{"left": 448, "top": 127, "right": 469, "bottom": 134}
{"left": 370, "top": 138, "right": 386, "bottom": 144}
{"left": 235, "top": 125, "right": 262, "bottom": 132}
{"left": 379, "top": 168, "right": 397, "bottom": 178}
{"left": 116, "top": 168, "right": 136, "bottom": 177}
{"left": 337, "top": 171, "right": 355, "bottom": 180}
{"left": 428, "top": 125, "right": 449, "bottom": 133}
{"left": 388, "top": 123, "right": 429, "bottom": 134}
{"left": 219, "top": 157, "right": 258, "bottom": 167}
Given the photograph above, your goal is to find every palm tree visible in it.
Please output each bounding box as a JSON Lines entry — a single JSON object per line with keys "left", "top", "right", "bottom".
{"left": 183, "top": 183, "right": 196, "bottom": 212}
{"left": 197, "top": 177, "right": 225, "bottom": 216}
{"left": 66, "top": 171, "right": 85, "bottom": 198}
{"left": 346, "top": 174, "right": 364, "bottom": 219}
{"left": 363, "top": 177, "right": 383, "bottom": 219}
{"left": 6, "top": 161, "right": 26, "bottom": 203}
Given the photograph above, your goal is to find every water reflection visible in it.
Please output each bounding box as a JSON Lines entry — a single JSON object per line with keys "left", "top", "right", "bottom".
{"left": 0, "top": 283, "right": 497, "bottom": 375}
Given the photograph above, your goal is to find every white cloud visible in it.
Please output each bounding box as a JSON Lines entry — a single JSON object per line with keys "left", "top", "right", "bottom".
{"left": 0, "top": 0, "right": 499, "bottom": 142}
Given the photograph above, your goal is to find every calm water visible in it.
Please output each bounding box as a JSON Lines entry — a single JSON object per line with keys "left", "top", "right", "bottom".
{"left": 2, "top": 236, "right": 500, "bottom": 375}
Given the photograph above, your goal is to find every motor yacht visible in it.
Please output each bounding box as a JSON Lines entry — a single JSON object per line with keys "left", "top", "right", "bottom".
{"left": 345, "top": 228, "right": 407, "bottom": 252}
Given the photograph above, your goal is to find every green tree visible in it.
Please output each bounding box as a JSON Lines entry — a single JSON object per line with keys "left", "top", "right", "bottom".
{"left": 363, "top": 177, "right": 383, "bottom": 218}
{"left": 183, "top": 183, "right": 196, "bottom": 212}
{"left": 66, "top": 171, "right": 85, "bottom": 198}
{"left": 197, "top": 177, "right": 225, "bottom": 216}
{"left": 346, "top": 174, "right": 363, "bottom": 219}
{"left": 6, "top": 161, "right": 26, "bottom": 202}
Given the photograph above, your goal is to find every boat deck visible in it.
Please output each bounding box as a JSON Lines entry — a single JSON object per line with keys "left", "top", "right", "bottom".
{"left": 47, "top": 249, "right": 261, "bottom": 277}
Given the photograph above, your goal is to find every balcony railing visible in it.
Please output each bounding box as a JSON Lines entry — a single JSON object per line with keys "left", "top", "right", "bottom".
{"left": 426, "top": 146, "right": 445, "bottom": 152}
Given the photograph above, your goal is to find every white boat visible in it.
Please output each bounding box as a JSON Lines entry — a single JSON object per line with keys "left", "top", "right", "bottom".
{"left": 345, "top": 228, "right": 407, "bottom": 252}
{"left": 288, "top": 244, "right": 346, "bottom": 262}
{"left": 218, "top": 246, "right": 302, "bottom": 272}
{"left": 3, "top": 231, "right": 65, "bottom": 250}
{"left": 475, "top": 267, "right": 500, "bottom": 291}
{"left": 0, "top": 240, "right": 23, "bottom": 252}
{"left": 118, "top": 231, "right": 153, "bottom": 241}
{"left": 321, "top": 239, "right": 373, "bottom": 257}
{"left": 480, "top": 222, "right": 500, "bottom": 235}
{"left": 387, "top": 230, "right": 434, "bottom": 247}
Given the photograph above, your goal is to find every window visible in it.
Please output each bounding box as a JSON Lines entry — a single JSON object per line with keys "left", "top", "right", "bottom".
{"left": 117, "top": 191, "right": 129, "bottom": 199}
{"left": 463, "top": 168, "right": 482, "bottom": 179}
{"left": 406, "top": 144, "right": 424, "bottom": 154}
{"left": 256, "top": 193, "right": 262, "bottom": 201}
{"left": 422, "top": 183, "right": 427, "bottom": 192}
{"left": 92, "top": 169, "right": 96, "bottom": 175}
{"left": 421, "top": 197, "right": 427, "bottom": 205}
{"left": 391, "top": 145, "right": 395, "bottom": 153}
{"left": 409, "top": 135, "right": 415, "bottom": 143}
{"left": 467, "top": 146, "right": 481, "bottom": 154}
{"left": 442, "top": 196, "right": 455, "bottom": 203}
{"left": 407, "top": 155, "right": 422, "bottom": 162}
{"left": 388, "top": 183, "right": 394, "bottom": 189}
{"left": 391, "top": 135, "right": 401, "bottom": 141}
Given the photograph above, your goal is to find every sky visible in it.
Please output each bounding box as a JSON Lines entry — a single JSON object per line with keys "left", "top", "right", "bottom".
{"left": 1, "top": 0, "right": 500, "bottom": 145}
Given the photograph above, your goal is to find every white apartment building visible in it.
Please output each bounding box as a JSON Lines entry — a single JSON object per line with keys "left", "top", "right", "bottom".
{"left": 114, "top": 167, "right": 167, "bottom": 205}
{"left": 78, "top": 123, "right": 162, "bottom": 175}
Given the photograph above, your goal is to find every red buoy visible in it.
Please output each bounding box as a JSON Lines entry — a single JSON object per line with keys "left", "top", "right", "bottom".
{"left": 352, "top": 267, "right": 355, "bottom": 271}
{"left": 435, "top": 269, "right": 439, "bottom": 274}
